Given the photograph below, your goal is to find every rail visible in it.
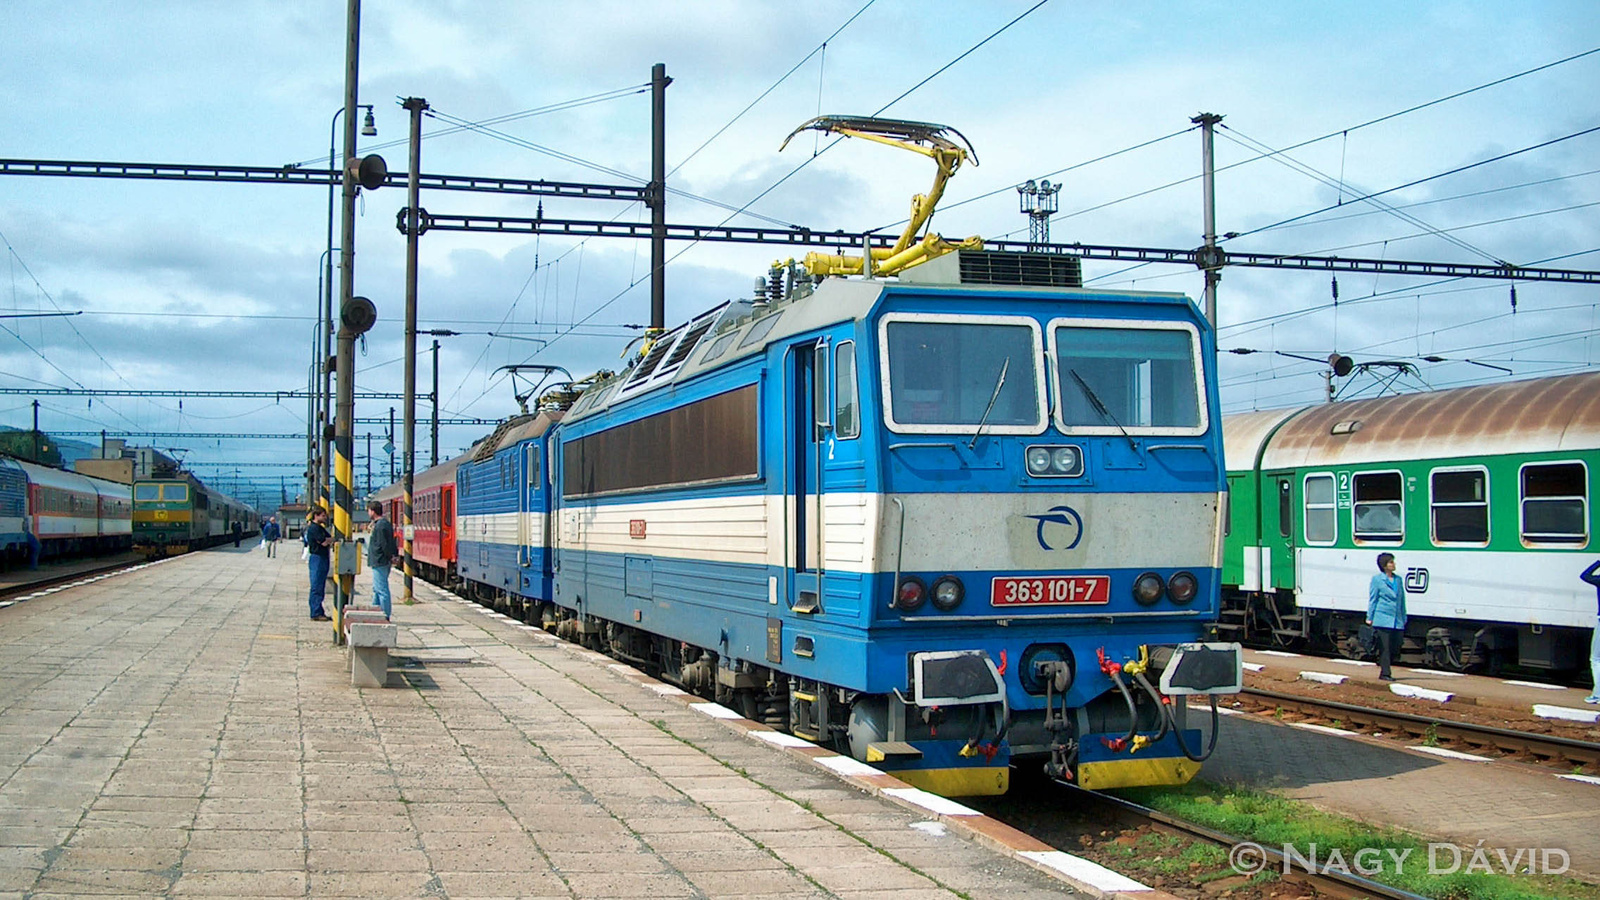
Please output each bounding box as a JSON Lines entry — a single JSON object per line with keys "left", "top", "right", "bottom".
{"left": 1241, "top": 686, "right": 1600, "bottom": 769}
{"left": 1056, "top": 781, "right": 1431, "bottom": 900}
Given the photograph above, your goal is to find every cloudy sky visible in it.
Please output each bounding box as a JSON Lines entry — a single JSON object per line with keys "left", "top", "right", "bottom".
{"left": 2, "top": 1, "right": 1597, "bottom": 508}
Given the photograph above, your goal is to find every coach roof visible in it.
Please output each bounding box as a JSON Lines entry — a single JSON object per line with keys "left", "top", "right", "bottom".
{"left": 1256, "top": 371, "right": 1600, "bottom": 469}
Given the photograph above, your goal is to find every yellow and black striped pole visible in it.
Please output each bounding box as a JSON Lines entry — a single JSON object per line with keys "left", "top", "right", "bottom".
{"left": 333, "top": 297, "right": 376, "bottom": 641}
{"left": 402, "top": 476, "right": 414, "bottom": 602}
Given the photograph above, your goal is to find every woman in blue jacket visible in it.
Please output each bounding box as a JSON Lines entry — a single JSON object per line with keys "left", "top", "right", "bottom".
{"left": 1367, "top": 552, "right": 1406, "bottom": 681}
{"left": 1582, "top": 560, "right": 1600, "bottom": 704}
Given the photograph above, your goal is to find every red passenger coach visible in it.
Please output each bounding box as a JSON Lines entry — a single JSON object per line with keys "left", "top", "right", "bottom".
{"left": 370, "top": 452, "right": 466, "bottom": 586}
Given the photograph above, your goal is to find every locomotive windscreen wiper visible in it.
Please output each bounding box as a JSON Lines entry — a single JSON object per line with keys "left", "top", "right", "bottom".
{"left": 968, "top": 357, "right": 1010, "bottom": 450}
{"left": 1068, "top": 369, "right": 1137, "bottom": 451}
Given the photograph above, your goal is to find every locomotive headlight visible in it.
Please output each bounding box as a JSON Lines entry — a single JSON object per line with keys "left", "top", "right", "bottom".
{"left": 895, "top": 576, "right": 927, "bottom": 612}
{"left": 1051, "top": 447, "right": 1080, "bottom": 474}
{"left": 1026, "top": 446, "right": 1052, "bottom": 475}
{"left": 1167, "top": 571, "right": 1198, "bottom": 604}
{"left": 1026, "top": 444, "right": 1084, "bottom": 477}
{"left": 1132, "top": 571, "right": 1166, "bottom": 605}
{"left": 931, "top": 575, "right": 965, "bottom": 611}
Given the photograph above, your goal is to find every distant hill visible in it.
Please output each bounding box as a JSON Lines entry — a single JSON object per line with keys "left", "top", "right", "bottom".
{"left": 0, "top": 425, "right": 97, "bottom": 467}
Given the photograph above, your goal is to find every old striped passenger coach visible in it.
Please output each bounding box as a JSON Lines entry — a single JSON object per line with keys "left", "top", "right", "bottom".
{"left": 437, "top": 250, "right": 1241, "bottom": 796}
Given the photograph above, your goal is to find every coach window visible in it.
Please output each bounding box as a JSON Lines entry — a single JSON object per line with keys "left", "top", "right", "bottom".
{"left": 1304, "top": 473, "right": 1336, "bottom": 544}
{"left": 834, "top": 341, "right": 859, "bottom": 439}
{"left": 1352, "top": 471, "right": 1403, "bottom": 542}
{"left": 1277, "top": 479, "right": 1292, "bottom": 538}
{"left": 1431, "top": 467, "right": 1488, "bottom": 545}
{"left": 1521, "top": 461, "right": 1587, "bottom": 545}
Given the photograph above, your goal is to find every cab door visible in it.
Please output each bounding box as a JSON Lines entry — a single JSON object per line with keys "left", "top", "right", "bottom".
{"left": 789, "top": 340, "right": 829, "bottom": 617}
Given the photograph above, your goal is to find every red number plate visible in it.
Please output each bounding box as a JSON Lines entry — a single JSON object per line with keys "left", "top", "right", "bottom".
{"left": 991, "top": 575, "right": 1110, "bottom": 606}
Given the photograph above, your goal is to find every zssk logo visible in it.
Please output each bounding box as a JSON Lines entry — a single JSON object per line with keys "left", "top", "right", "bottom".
{"left": 1026, "top": 505, "right": 1084, "bottom": 551}
{"left": 1404, "top": 567, "right": 1429, "bottom": 593}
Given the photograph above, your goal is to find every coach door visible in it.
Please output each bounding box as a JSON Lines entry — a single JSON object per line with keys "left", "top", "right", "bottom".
{"left": 1263, "top": 472, "right": 1298, "bottom": 592}
{"left": 789, "top": 341, "right": 828, "bottom": 618}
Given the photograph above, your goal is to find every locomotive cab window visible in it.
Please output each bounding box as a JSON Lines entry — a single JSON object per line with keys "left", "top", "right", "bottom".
{"left": 162, "top": 484, "right": 189, "bottom": 502}
{"left": 1520, "top": 461, "right": 1587, "bottom": 545}
{"left": 134, "top": 485, "right": 159, "bottom": 501}
{"left": 1050, "top": 318, "right": 1206, "bottom": 435}
{"left": 834, "top": 341, "right": 859, "bottom": 439}
{"left": 1352, "top": 471, "right": 1403, "bottom": 542}
{"left": 879, "top": 313, "right": 1046, "bottom": 435}
{"left": 1431, "top": 468, "right": 1488, "bottom": 545}
{"left": 1304, "top": 473, "right": 1336, "bottom": 544}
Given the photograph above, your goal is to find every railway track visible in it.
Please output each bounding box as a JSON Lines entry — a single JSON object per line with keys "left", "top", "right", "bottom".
{"left": 0, "top": 556, "right": 146, "bottom": 604}
{"left": 1057, "top": 781, "right": 1432, "bottom": 900}
{"left": 1239, "top": 686, "right": 1600, "bottom": 770}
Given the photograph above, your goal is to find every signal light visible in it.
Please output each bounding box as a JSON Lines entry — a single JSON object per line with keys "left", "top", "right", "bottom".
{"left": 930, "top": 575, "right": 964, "bottom": 611}
{"left": 1132, "top": 571, "right": 1165, "bottom": 605}
{"left": 895, "top": 576, "right": 927, "bottom": 612}
{"left": 1167, "top": 571, "right": 1198, "bottom": 604}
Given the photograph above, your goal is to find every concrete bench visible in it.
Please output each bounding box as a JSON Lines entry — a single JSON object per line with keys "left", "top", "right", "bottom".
{"left": 341, "top": 605, "right": 396, "bottom": 688}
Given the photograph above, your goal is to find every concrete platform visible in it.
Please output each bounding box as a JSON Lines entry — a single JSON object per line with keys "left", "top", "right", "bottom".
{"left": 0, "top": 545, "right": 1167, "bottom": 899}
{"left": 1242, "top": 647, "right": 1600, "bottom": 723}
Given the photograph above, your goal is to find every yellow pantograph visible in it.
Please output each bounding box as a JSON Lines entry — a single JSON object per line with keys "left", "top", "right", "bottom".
{"left": 780, "top": 116, "right": 983, "bottom": 277}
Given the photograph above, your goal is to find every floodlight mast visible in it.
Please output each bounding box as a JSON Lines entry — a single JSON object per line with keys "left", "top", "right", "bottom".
{"left": 779, "top": 116, "right": 984, "bottom": 277}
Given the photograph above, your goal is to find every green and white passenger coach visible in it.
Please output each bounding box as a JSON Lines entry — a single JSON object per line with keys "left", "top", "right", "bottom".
{"left": 1217, "top": 372, "right": 1599, "bottom": 673}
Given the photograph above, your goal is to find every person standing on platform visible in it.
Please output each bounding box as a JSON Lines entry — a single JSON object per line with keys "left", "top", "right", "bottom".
{"left": 24, "top": 517, "right": 39, "bottom": 570}
{"left": 1582, "top": 560, "right": 1600, "bottom": 704}
{"left": 365, "top": 501, "right": 398, "bottom": 620}
{"left": 1366, "top": 552, "right": 1406, "bottom": 681}
{"left": 262, "top": 517, "right": 280, "bottom": 557}
{"left": 231, "top": 520, "right": 242, "bottom": 548}
{"left": 304, "top": 507, "right": 333, "bottom": 622}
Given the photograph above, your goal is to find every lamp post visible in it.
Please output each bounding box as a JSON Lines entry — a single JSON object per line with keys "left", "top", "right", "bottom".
{"left": 323, "top": 103, "right": 375, "bottom": 516}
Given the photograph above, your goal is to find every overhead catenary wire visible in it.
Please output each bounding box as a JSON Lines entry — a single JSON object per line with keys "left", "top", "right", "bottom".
{"left": 1225, "top": 123, "right": 1600, "bottom": 245}
{"left": 453, "top": 1, "right": 1058, "bottom": 416}
{"left": 284, "top": 84, "right": 650, "bottom": 169}
{"left": 1044, "top": 46, "right": 1600, "bottom": 253}
{"left": 666, "top": 0, "right": 879, "bottom": 179}
{"left": 1216, "top": 125, "right": 1503, "bottom": 263}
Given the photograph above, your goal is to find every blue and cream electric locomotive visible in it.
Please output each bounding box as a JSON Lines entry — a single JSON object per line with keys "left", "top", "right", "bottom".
{"left": 440, "top": 117, "right": 1241, "bottom": 795}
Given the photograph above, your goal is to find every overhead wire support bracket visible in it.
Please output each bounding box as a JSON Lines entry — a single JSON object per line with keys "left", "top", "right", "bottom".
{"left": 0, "top": 387, "right": 414, "bottom": 399}
{"left": 0, "top": 158, "right": 648, "bottom": 202}
{"left": 413, "top": 214, "right": 1600, "bottom": 285}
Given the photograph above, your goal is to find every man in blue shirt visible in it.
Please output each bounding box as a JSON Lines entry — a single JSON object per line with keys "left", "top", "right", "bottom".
{"left": 304, "top": 507, "right": 333, "bottom": 622}
{"left": 365, "top": 501, "right": 399, "bottom": 620}
{"left": 1582, "top": 561, "right": 1600, "bottom": 704}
